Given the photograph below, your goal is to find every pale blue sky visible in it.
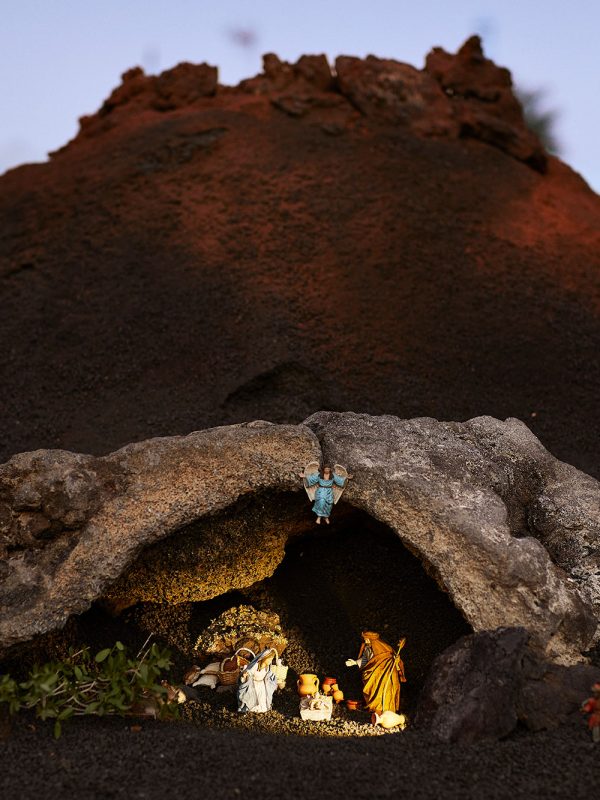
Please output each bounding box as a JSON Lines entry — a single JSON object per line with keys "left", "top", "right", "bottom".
{"left": 1, "top": 1, "right": 599, "bottom": 191}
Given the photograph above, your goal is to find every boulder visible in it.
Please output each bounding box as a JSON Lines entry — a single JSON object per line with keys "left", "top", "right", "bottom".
{"left": 415, "top": 627, "right": 600, "bottom": 742}
{"left": 152, "top": 62, "right": 218, "bottom": 110}
{"left": 193, "top": 606, "right": 287, "bottom": 657}
{"left": 415, "top": 627, "right": 528, "bottom": 742}
{"left": 518, "top": 649, "right": 600, "bottom": 731}
{"left": 79, "top": 61, "right": 219, "bottom": 137}
{"left": 335, "top": 54, "right": 457, "bottom": 136}
{"left": 239, "top": 52, "right": 334, "bottom": 94}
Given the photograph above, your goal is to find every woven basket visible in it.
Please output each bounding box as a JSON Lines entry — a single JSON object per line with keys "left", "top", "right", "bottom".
{"left": 219, "top": 657, "right": 239, "bottom": 685}
{"left": 218, "top": 648, "right": 255, "bottom": 685}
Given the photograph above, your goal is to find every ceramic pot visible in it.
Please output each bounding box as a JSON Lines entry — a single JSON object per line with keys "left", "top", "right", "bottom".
{"left": 297, "top": 673, "right": 319, "bottom": 697}
{"left": 346, "top": 699, "right": 361, "bottom": 711}
{"left": 332, "top": 689, "right": 344, "bottom": 703}
{"left": 371, "top": 710, "right": 407, "bottom": 729}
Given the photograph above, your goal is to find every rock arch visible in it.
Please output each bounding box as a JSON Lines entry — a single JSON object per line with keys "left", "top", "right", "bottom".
{"left": 0, "top": 413, "right": 598, "bottom": 663}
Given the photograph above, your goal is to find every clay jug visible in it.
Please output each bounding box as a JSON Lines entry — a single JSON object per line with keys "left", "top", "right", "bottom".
{"left": 371, "top": 710, "right": 407, "bottom": 729}
{"left": 297, "top": 673, "right": 319, "bottom": 697}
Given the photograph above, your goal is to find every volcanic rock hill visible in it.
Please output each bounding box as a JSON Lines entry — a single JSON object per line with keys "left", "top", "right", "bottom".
{"left": 1, "top": 37, "right": 600, "bottom": 475}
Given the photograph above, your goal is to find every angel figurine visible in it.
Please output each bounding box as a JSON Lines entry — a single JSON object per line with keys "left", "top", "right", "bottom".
{"left": 300, "top": 462, "right": 352, "bottom": 524}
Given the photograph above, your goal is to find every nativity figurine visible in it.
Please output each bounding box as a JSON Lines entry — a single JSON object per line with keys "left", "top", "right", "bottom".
{"left": 581, "top": 682, "right": 600, "bottom": 743}
{"left": 299, "top": 692, "right": 333, "bottom": 722}
{"left": 237, "top": 648, "right": 278, "bottom": 713}
{"left": 301, "top": 462, "right": 351, "bottom": 524}
{"left": 346, "top": 631, "right": 406, "bottom": 714}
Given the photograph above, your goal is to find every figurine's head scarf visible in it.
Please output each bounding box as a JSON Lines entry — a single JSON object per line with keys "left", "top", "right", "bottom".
{"left": 359, "top": 631, "right": 396, "bottom": 659}
{"left": 361, "top": 631, "right": 380, "bottom": 644}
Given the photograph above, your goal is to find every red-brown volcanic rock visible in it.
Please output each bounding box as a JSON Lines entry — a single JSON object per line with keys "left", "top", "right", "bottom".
{"left": 1, "top": 38, "right": 600, "bottom": 475}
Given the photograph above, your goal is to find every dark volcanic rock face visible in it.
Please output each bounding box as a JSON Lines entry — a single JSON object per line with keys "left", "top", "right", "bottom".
{"left": 1, "top": 40, "right": 600, "bottom": 479}
{"left": 415, "top": 627, "right": 600, "bottom": 742}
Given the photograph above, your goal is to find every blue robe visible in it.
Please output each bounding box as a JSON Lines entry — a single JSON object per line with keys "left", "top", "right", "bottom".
{"left": 237, "top": 650, "right": 278, "bottom": 713}
{"left": 306, "top": 472, "right": 346, "bottom": 517}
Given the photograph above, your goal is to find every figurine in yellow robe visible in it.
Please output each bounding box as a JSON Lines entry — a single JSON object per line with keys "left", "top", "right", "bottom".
{"left": 346, "top": 631, "right": 406, "bottom": 713}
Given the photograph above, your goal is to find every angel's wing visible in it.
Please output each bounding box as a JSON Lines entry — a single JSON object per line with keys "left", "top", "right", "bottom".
{"left": 332, "top": 463, "right": 348, "bottom": 504}
{"left": 303, "top": 461, "right": 320, "bottom": 502}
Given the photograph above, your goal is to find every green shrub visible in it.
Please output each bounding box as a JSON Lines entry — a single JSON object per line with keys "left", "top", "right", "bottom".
{"left": 0, "top": 640, "right": 177, "bottom": 738}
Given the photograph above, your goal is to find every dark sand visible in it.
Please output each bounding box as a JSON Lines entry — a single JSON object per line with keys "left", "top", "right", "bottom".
{"left": 0, "top": 714, "right": 596, "bottom": 800}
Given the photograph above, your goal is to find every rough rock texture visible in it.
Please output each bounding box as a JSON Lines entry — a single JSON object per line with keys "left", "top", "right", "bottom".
{"left": 334, "top": 55, "right": 457, "bottom": 136}
{"left": 80, "top": 62, "right": 218, "bottom": 128}
{"left": 101, "top": 491, "right": 316, "bottom": 610}
{"left": 193, "top": 606, "right": 287, "bottom": 657}
{"left": 2, "top": 42, "right": 600, "bottom": 484}
{"left": 424, "top": 36, "right": 546, "bottom": 169}
{"left": 415, "top": 627, "right": 600, "bottom": 742}
{"left": 0, "top": 421, "right": 319, "bottom": 655}
{"left": 518, "top": 646, "right": 600, "bottom": 732}
{"left": 305, "top": 412, "right": 600, "bottom": 663}
{"left": 416, "top": 627, "right": 527, "bottom": 741}
{"left": 1, "top": 413, "right": 599, "bottom": 664}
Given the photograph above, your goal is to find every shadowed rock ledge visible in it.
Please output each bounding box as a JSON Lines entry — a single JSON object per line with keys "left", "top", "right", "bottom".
{"left": 0, "top": 413, "right": 599, "bottom": 664}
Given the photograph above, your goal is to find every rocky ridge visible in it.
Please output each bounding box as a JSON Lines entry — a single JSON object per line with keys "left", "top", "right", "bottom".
{"left": 73, "top": 37, "right": 545, "bottom": 171}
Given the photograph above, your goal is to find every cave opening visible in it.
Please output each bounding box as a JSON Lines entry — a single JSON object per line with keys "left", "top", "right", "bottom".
{"left": 11, "top": 495, "right": 472, "bottom": 727}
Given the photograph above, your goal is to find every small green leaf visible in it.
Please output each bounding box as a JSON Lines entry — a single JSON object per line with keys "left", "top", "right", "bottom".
{"left": 116, "top": 641, "right": 125, "bottom": 651}
{"left": 39, "top": 674, "right": 59, "bottom": 692}
{"left": 95, "top": 648, "right": 111, "bottom": 663}
{"left": 54, "top": 720, "right": 62, "bottom": 739}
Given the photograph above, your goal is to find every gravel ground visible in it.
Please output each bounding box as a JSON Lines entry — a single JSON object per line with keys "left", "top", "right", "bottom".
{"left": 0, "top": 712, "right": 597, "bottom": 800}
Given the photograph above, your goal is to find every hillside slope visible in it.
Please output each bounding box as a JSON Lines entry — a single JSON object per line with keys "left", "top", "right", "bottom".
{"left": 1, "top": 38, "right": 599, "bottom": 473}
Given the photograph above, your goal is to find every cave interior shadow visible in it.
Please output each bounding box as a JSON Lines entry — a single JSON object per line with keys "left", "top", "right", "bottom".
{"left": 237, "top": 505, "right": 472, "bottom": 713}
{"left": 3, "top": 503, "right": 472, "bottom": 722}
